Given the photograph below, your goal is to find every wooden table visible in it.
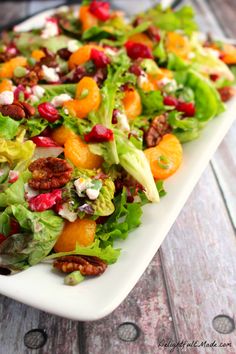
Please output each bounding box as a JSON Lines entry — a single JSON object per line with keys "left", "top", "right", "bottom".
{"left": 0, "top": 1, "right": 235, "bottom": 353}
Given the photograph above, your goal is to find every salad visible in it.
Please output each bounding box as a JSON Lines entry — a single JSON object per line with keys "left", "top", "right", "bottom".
{"left": 0, "top": 2, "right": 235, "bottom": 285}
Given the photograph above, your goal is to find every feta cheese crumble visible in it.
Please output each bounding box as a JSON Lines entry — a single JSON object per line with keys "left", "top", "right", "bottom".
{"left": 42, "top": 65, "right": 60, "bottom": 83}
{"left": 68, "top": 40, "right": 81, "bottom": 53}
{"left": 116, "top": 111, "right": 130, "bottom": 132}
{"left": 58, "top": 203, "right": 77, "bottom": 222}
{"left": 0, "top": 91, "right": 14, "bottom": 105}
{"left": 51, "top": 93, "right": 72, "bottom": 107}
{"left": 41, "top": 18, "right": 59, "bottom": 39}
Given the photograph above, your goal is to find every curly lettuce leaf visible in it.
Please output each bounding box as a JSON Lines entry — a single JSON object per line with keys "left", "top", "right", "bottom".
{"left": 137, "top": 5, "right": 197, "bottom": 35}
{"left": 0, "top": 138, "right": 35, "bottom": 167}
{"left": 0, "top": 205, "right": 64, "bottom": 270}
{"left": 96, "top": 188, "right": 142, "bottom": 245}
{"left": 139, "top": 89, "right": 164, "bottom": 115}
{"left": 45, "top": 239, "right": 120, "bottom": 264}
{"left": 0, "top": 171, "right": 30, "bottom": 208}
{"left": 0, "top": 114, "right": 20, "bottom": 140}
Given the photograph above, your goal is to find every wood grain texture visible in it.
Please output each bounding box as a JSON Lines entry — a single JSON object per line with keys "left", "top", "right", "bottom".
{"left": 160, "top": 167, "right": 236, "bottom": 354}
{"left": 83, "top": 253, "right": 176, "bottom": 354}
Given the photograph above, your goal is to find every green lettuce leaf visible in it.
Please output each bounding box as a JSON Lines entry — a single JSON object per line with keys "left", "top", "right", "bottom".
{"left": 0, "top": 114, "right": 20, "bottom": 140}
{"left": 115, "top": 131, "right": 159, "bottom": 202}
{"left": 0, "top": 171, "right": 30, "bottom": 208}
{"left": 96, "top": 188, "right": 142, "bottom": 245}
{"left": 139, "top": 89, "right": 164, "bottom": 115}
{"left": 88, "top": 178, "right": 115, "bottom": 216}
{"left": 45, "top": 239, "right": 120, "bottom": 264}
{"left": 0, "top": 138, "right": 35, "bottom": 167}
{"left": 26, "top": 118, "right": 48, "bottom": 137}
{"left": 0, "top": 205, "right": 64, "bottom": 270}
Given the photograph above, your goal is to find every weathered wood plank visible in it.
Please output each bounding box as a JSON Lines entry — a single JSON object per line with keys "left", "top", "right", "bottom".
{"left": 83, "top": 252, "right": 177, "bottom": 354}
{"left": 160, "top": 166, "right": 236, "bottom": 354}
{"left": 0, "top": 295, "right": 80, "bottom": 354}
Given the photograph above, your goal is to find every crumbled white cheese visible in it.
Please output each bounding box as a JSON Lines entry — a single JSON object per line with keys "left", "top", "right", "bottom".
{"left": 137, "top": 72, "right": 149, "bottom": 87}
{"left": 0, "top": 91, "right": 14, "bottom": 105}
{"left": 64, "top": 108, "right": 69, "bottom": 115}
{"left": 86, "top": 188, "right": 100, "bottom": 200}
{"left": 205, "top": 48, "right": 220, "bottom": 59}
{"left": 104, "top": 47, "right": 117, "bottom": 57}
{"left": 116, "top": 111, "right": 130, "bottom": 132}
{"left": 68, "top": 40, "right": 81, "bottom": 53}
{"left": 74, "top": 178, "right": 92, "bottom": 197}
{"left": 29, "top": 94, "right": 39, "bottom": 103}
{"left": 58, "top": 203, "right": 77, "bottom": 222}
{"left": 51, "top": 93, "right": 72, "bottom": 107}
{"left": 24, "top": 183, "right": 39, "bottom": 200}
{"left": 158, "top": 78, "right": 177, "bottom": 91}
{"left": 42, "top": 65, "right": 60, "bottom": 83}
{"left": 41, "top": 19, "right": 59, "bottom": 39}
{"left": 32, "top": 85, "right": 45, "bottom": 99}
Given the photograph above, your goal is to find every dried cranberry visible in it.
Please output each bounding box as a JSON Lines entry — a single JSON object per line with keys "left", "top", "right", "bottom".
{"left": 0, "top": 234, "right": 6, "bottom": 244}
{"left": 125, "top": 41, "right": 153, "bottom": 60}
{"left": 84, "top": 124, "right": 114, "bottom": 143}
{"left": 31, "top": 136, "right": 59, "bottom": 147}
{"left": 176, "top": 101, "right": 195, "bottom": 117}
{"left": 29, "top": 189, "right": 62, "bottom": 212}
{"left": 38, "top": 102, "right": 59, "bottom": 123}
{"left": 90, "top": 48, "right": 110, "bottom": 68}
{"left": 8, "top": 170, "right": 19, "bottom": 183}
{"left": 40, "top": 126, "right": 53, "bottom": 137}
{"left": 129, "top": 64, "right": 142, "bottom": 76}
{"left": 126, "top": 187, "right": 134, "bottom": 203}
{"left": 89, "top": 0, "right": 110, "bottom": 21}
{"left": 210, "top": 74, "right": 219, "bottom": 82}
{"left": 57, "top": 48, "right": 72, "bottom": 61}
{"left": 112, "top": 109, "right": 120, "bottom": 124}
{"left": 9, "top": 219, "right": 20, "bottom": 236}
{"left": 163, "top": 96, "right": 178, "bottom": 107}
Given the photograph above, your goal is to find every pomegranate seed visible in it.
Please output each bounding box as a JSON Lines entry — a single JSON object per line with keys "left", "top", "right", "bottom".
{"left": 31, "top": 136, "right": 59, "bottom": 147}
{"left": 14, "top": 84, "right": 31, "bottom": 101}
{"left": 8, "top": 170, "right": 19, "bottom": 183}
{"left": 38, "top": 102, "right": 59, "bottom": 123}
{"left": 176, "top": 101, "right": 196, "bottom": 117}
{"left": 90, "top": 48, "right": 110, "bottom": 68}
{"left": 210, "top": 74, "right": 219, "bottom": 81}
{"left": 84, "top": 124, "right": 114, "bottom": 143}
{"left": 163, "top": 96, "right": 178, "bottom": 107}
{"left": 89, "top": 0, "right": 110, "bottom": 21}
{"left": 125, "top": 41, "right": 153, "bottom": 60}
{"left": 129, "top": 64, "right": 143, "bottom": 76}
{"left": 0, "top": 234, "right": 6, "bottom": 244}
{"left": 29, "top": 189, "right": 62, "bottom": 212}
{"left": 9, "top": 219, "right": 20, "bottom": 236}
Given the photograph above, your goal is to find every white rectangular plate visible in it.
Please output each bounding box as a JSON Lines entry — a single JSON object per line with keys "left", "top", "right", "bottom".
{"left": 0, "top": 7, "right": 236, "bottom": 321}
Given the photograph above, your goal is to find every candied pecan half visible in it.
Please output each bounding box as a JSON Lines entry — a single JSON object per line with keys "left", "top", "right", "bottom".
{"left": 13, "top": 70, "right": 39, "bottom": 87}
{"left": 18, "top": 101, "right": 35, "bottom": 117}
{"left": 53, "top": 256, "right": 107, "bottom": 276}
{"left": 145, "top": 114, "right": 172, "bottom": 147}
{"left": 28, "top": 157, "right": 72, "bottom": 190}
{"left": 0, "top": 103, "right": 25, "bottom": 120}
{"left": 218, "top": 86, "right": 236, "bottom": 102}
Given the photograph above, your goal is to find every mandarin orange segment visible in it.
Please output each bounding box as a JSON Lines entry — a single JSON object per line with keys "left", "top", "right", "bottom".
{"left": 165, "top": 32, "right": 190, "bottom": 60}
{"left": 68, "top": 44, "right": 103, "bottom": 70}
{"left": 54, "top": 219, "right": 96, "bottom": 252}
{"left": 123, "top": 88, "right": 142, "bottom": 119}
{"left": 31, "top": 49, "right": 46, "bottom": 61}
{"left": 64, "top": 136, "right": 103, "bottom": 169}
{"left": 51, "top": 125, "right": 77, "bottom": 146}
{"left": 128, "top": 33, "right": 153, "bottom": 49}
{"left": 0, "top": 56, "right": 27, "bottom": 79}
{"left": 139, "top": 74, "right": 158, "bottom": 92}
{"left": 0, "top": 79, "right": 12, "bottom": 93}
{"left": 220, "top": 44, "right": 236, "bottom": 64}
{"left": 79, "top": 5, "right": 98, "bottom": 32}
{"left": 144, "top": 134, "right": 183, "bottom": 180}
{"left": 74, "top": 76, "right": 101, "bottom": 118}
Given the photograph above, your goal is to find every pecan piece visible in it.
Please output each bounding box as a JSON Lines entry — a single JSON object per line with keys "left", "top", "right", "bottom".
{"left": 28, "top": 157, "right": 72, "bottom": 190}
{"left": 145, "top": 114, "right": 172, "bottom": 147}
{"left": 53, "top": 256, "right": 107, "bottom": 276}
{"left": 16, "top": 101, "right": 35, "bottom": 118}
{"left": 13, "top": 70, "right": 39, "bottom": 87}
{"left": 0, "top": 103, "right": 25, "bottom": 120}
{"left": 218, "top": 86, "right": 236, "bottom": 102}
